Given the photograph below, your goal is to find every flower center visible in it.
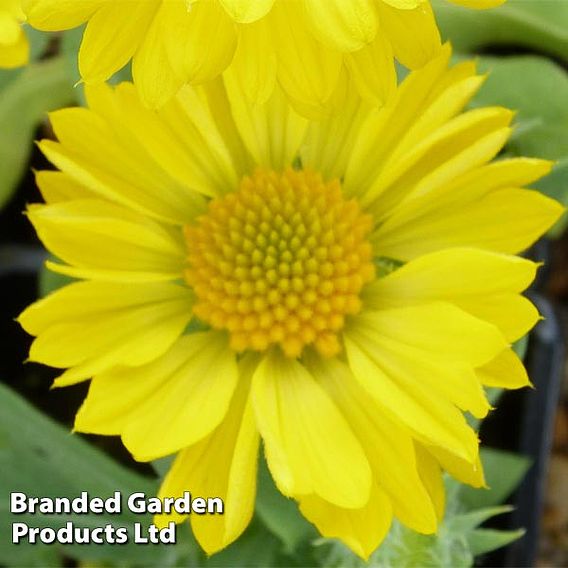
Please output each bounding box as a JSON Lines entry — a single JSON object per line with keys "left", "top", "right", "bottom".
{"left": 184, "top": 168, "right": 375, "bottom": 358}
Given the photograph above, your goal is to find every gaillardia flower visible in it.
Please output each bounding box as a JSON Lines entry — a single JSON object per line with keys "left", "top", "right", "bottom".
{"left": 20, "top": 47, "right": 562, "bottom": 558}
{"left": 0, "top": 0, "right": 29, "bottom": 68}
{"left": 24, "top": 0, "right": 504, "bottom": 110}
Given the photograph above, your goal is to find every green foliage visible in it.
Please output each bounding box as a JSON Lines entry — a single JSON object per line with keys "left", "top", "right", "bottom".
{"left": 433, "top": 0, "right": 568, "bottom": 63}
{"left": 467, "top": 527, "right": 525, "bottom": 557}
{"left": 0, "top": 24, "right": 132, "bottom": 215}
{"left": 0, "top": 26, "right": 73, "bottom": 210}
{"left": 204, "top": 518, "right": 309, "bottom": 568}
{"left": 460, "top": 448, "right": 531, "bottom": 511}
{"left": 472, "top": 56, "right": 568, "bottom": 160}
{"left": 375, "top": 256, "right": 406, "bottom": 278}
{"left": 38, "top": 259, "right": 75, "bottom": 297}
{"left": 255, "top": 457, "right": 316, "bottom": 554}
{"left": 0, "top": 383, "right": 196, "bottom": 567}
{"left": 0, "top": 57, "right": 75, "bottom": 211}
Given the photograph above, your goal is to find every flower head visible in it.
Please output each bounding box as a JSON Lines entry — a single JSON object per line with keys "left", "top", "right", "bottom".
{"left": 0, "top": 0, "right": 29, "bottom": 68}
{"left": 24, "top": 0, "right": 504, "bottom": 110}
{"left": 20, "top": 46, "right": 562, "bottom": 558}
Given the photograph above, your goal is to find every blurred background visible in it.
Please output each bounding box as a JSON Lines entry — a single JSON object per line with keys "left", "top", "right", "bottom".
{"left": 1, "top": 1, "right": 568, "bottom": 566}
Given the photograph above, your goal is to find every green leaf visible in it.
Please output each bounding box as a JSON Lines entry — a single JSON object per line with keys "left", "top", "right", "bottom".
{"left": 151, "top": 455, "right": 176, "bottom": 479}
{"left": 25, "top": 27, "right": 51, "bottom": 62}
{"left": 38, "top": 261, "right": 75, "bottom": 297}
{"left": 445, "top": 505, "right": 513, "bottom": 533}
{"left": 0, "top": 57, "right": 75, "bottom": 211}
{"left": 60, "top": 27, "right": 86, "bottom": 106}
{"left": 466, "top": 527, "right": 525, "bottom": 556}
{"left": 204, "top": 518, "right": 295, "bottom": 568}
{"left": 371, "top": 523, "right": 446, "bottom": 568}
{"left": 0, "top": 29, "right": 50, "bottom": 92}
{"left": 255, "top": 456, "right": 315, "bottom": 554}
{"left": 513, "top": 335, "right": 529, "bottom": 362}
{"left": 433, "top": 0, "right": 568, "bottom": 63}
{"left": 486, "top": 387, "right": 503, "bottom": 408}
{"left": 470, "top": 56, "right": 568, "bottom": 160}
{"left": 0, "top": 383, "right": 194, "bottom": 566}
{"left": 534, "top": 159, "right": 568, "bottom": 237}
{"left": 460, "top": 448, "right": 531, "bottom": 510}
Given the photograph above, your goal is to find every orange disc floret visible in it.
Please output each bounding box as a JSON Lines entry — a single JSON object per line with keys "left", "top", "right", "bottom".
{"left": 184, "top": 168, "right": 375, "bottom": 358}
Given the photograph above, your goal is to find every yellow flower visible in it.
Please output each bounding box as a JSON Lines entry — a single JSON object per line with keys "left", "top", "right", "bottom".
{"left": 0, "top": 0, "right": 29, "bottom": 68}
{"left": 19, "top": 46, "right": 562, "bottom": 558}
{"left": 23, "top": 0, "right": 504, "bottom": 110}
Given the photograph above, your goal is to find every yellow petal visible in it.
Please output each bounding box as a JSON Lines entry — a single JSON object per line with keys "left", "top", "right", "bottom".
{"left": 27, "top": 200, "right": 185, "bottom": 282}
{"left": 375, "top": 157, "right": 554, "bottom": 230}
{"left": 35, "top": 171, "right": 95, "bottom": 204}
{"left": 229, "top": 17, "right": 277, "bottom": 104}
{"left": 352, "top": 303, "right": 506, "bottom": 367}
{"left": 19, "top": 281, "right": 193, "bottom": 385}
{"left": 303, "top": 0, "right": 378, "bottom": 52}
{"left": 3, "top": 0, "right": 25, "bottom": 21}
{"left": 79, "top": 2, "right": 159, "bottom": 83}
{"left": 364, "top": 107, "right": 514, "bottom": 218}
{"left": 374, "top": 188, "right": 565, "bottom": 259}
{"left": 224, "top": 73, "right": 308, "bottom": 171}
{"left": 132, "top": 2, "right": 184, "bottom": 108}
{"left": 75, "top": 332, "right": 239, "bottom": 461}
{"left": 365, "top": 248, "right": 540, "bottom": 341}
{"left": 284, "top": 65, "right": 355, "bottom": 120}
{"left": 348, "top": 324, "right": 491, "bottom": 421}
{"left": 163, "top": 0, "right": 237, "bottom": 86}
{"left": 155, "top": 356, "right": 260, "bottom": 554}
{"left": 42, "top": 104, "right": 207, "bottom": 224}
{"left": 388, "top": 72, "right": 488, "bottom": 171}
{"left": 23, "top": 0, "right": 103, "bottom": 31}
{"left": 43, "top": 261, "right": 180, "bottom": 284}
{"left": 376, "top": 1, "right": 441, "bottom": 69}
{"left": 0, "top": 22, "right": 28, "bottom": 68}
{"left": 414, "top": 444, "right": 445, "bottom": 521}
{"left": 87, "top": 82, "right": 238, "bottom": 199}
{"left": 300, "top": 82, "right": 368, "bottom": 181}
{"left": 307, "top": 355, "right": 439, "bottom": 534}
{"left": 345, "top": 303, "right": 505, "bottom": 460}
{"left": 345, "top": 30, "right": 397, "bottom": 106}
{"left": 367, "top": 248, "right": 537, "bottom": 307}
{"left": 269, "top": 1, "right": 342, "bottom": 107}
{"left": 0, "top": 14, "right": 23, "bottom": 45}
{"left": 477, "top": 348, "right": 531, "bottom": 389}
{"left": 219, "top": 0, "right": 275, "bottom": 23}
{"left": 458, "top": 294, "right": 539, "bottom": 343}
{"left": 300, "top": 486, "right": 392, "bottom": 560}
{"left": 343, "top": 44, "right": 452, "bottom": 196}
{"left": 37, "top": 139, "right": 202, "bottom": 226}
{"left": 252, "top": 350, "right": 372, "bottom": 508}
{"left": 429, "top": 445, "right": 486, "bottom": 488}
{"left": 185, "top": 79, "right": 254, "bottom": 178}
{"left": 381, "top": 0, "right": 423, "bottom": 7}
